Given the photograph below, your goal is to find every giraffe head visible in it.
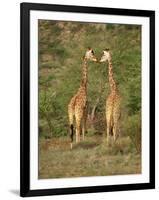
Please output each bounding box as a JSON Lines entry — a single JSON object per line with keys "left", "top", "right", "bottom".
{"left": 84, "top": 47, "right": 97, "bottom": 62}
{"left": 99, "top": 48, "right": 112, "bottom": 63}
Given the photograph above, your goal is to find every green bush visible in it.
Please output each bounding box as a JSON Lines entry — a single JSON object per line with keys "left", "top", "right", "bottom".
{"left": 124, "top": 112, "right": 141, "bottom": 153}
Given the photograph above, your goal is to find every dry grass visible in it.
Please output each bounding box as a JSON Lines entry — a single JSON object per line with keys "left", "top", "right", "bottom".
{"left": 39, "top": 135, "right": 141, "bottom": 179}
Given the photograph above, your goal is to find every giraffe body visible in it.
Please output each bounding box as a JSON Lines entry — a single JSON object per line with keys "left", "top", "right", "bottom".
{"left": 68, "top": 48, "right": 97, "bottom": 148}
{"left": 100, "top": 49, "right": 121, "bottom": 143}
{"left": 68, "top": 84, "right": 87, "bottom": 143}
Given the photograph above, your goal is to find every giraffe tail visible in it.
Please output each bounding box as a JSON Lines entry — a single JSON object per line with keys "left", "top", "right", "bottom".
{"left": 70, "top": 124, "right": 74, "bottom": 149}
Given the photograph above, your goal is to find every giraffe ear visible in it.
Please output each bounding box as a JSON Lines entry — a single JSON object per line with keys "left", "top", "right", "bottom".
{"left": 91, "top": 50, "right": 94, "bottom": 55}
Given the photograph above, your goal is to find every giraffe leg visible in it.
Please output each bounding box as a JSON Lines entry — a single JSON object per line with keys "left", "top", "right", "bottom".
{"left": 112, "top": 96, "right": 121, "bottom": 143}
{"left": 106, "top": 96, "right": 113, "bottom": 146}
{"left": 106, "top": 125, "right": 110, "bottom": 145}
{"left": 106, "top": 119, "right": 113, "bottom": 146}
{"left": 68, "top": 107, "right": 74, "bottom": 149}
{"left": 113, "top": 109, "right": 121, "bottom": 142}
{"left": 113, "top": 123, "right": 120, "bottom": 142}
{"left": 106, "top": 111, "right": 112, "bottom": 145}
{"left": 75, "top": 112, "right": 83, "bottom": 143}
{"left": 76, "top": 119, "right": 81, "bottom": 143}
{"left": 75, "top": 125, "right": 78, "bottom": 143}
{"left": 82, "top": 121, "right": 85, "bottom": 141}
{"left": 75, "top": 105, "right": 84, "bottom": 143}
{"left": 113, "top": 124, "right": 117, "bottom": 142}
{"left": 82, "top": 106, "right": 87, "bottom": 141}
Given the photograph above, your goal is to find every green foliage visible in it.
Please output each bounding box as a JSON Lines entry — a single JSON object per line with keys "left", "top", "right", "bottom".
{"left": 38, "top": 20, "right": 141, "bottom": 140}
{"left": 124, "top": 112, "right": 141, "bottom": 152}
{"left": 39, "top": 89, "right": 56, "bottom": 138}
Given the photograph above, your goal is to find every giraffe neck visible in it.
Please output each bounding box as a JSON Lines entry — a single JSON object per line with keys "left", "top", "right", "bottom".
{"left": 108, "top": 61, "right": 117, "bottom": 92}
{"left": 80, "top": 58, "right": 88, "bottom": 90}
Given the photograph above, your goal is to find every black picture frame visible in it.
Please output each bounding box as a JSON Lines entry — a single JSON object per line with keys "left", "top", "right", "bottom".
{"left": 20, "top": 2, "right": 155, "bottom": 197}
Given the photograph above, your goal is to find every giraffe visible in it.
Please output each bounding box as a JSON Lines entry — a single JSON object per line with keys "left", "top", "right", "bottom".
{"left": 99, "top": 49, "right": 121, "bottom": 144}
{"left": 68, "top": 48, "right": 97, "bottom": 149}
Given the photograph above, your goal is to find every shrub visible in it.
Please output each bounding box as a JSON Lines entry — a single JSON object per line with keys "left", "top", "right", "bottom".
{"left": 124, "top": 112, "right": 141, "bottom": 153}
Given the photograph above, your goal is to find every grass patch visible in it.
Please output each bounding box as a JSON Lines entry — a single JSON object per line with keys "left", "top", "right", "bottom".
{"left": 39, "top": 136, "right": 141, "bottom": 179}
